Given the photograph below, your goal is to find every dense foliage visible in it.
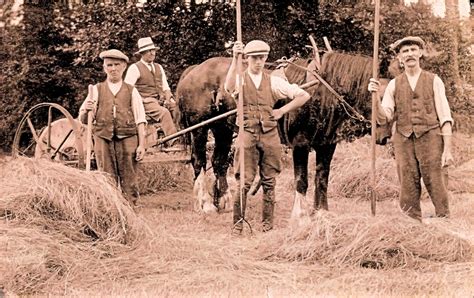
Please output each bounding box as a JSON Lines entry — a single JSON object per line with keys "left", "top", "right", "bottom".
{"left": 0, "top": 1, "right": 471, "bottom": 150}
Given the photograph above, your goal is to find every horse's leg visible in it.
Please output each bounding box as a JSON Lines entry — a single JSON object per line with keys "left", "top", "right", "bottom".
{"left": 290, "top": 135, "right": 311, "bottom": 223}
{"left": 313, "top": 143, "right": 337, "bottom": 210}
{"left": 210, "top": 124, "right": 234, "bottom": 209}
{"left": 190, "top": 127, "right": 208, "bottom": 179}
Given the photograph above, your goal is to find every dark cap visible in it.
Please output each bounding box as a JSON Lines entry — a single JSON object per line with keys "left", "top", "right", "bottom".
{"left": 390, "top": 36, "right": 425, "bottom": 53}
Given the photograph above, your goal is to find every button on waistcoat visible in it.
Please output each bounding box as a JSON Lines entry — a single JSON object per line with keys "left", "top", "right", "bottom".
{"left": 242, "top": 72, "right": 277, "bottom": 132}
{"left": 135, "top": 61, "right": 164, "bottom": 99}
{"left": 394, "top": 71, "right": 439, "bottom": 138}
{"left": 94, "top": 81, "right": 137, "bottom": 140}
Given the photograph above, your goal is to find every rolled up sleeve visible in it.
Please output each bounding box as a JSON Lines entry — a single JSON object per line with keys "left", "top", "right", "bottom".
{"left": 270, "top": 75, "right": 306, "bottom": 100}
{"left": 433, "top": 75, "right": 453, "bottom": 127}
{"left": 131, "top": 88, "right": 147, "bottom": 125}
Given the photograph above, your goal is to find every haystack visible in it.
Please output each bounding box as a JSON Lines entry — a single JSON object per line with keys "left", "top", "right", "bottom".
{"left": 258, "top": 211, "right": 471, "bottom": 269}
{"left": 0, "top": 157, "right": 147, "bottom": 244}
{"left": 0, "top": 157, "right": 151, "bottom": 294}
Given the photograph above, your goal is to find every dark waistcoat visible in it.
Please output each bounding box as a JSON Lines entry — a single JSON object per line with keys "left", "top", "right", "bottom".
{"left": 135, "top": 61, "right": 164, "bottom": 99}
{"left": 94, "top": 81, "right": 137, "bottom": 140}
{"left": 394, "top": 70, "right": 439, "bottom": 138}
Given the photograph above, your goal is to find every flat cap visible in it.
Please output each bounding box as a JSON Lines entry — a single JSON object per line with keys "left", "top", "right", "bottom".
{"left": 390, "top": 36, "right": 425, "bottom": 53}
{"left": 244, "top": 40, "right": 270, "bottom": 56}
{"left": 99, "top": 49, "right": 129, "bottom": 63}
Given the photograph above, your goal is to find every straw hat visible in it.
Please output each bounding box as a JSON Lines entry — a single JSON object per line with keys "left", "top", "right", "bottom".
{"left": 390, "top": 36, "right": 425, "bottom": 53}
{"left": 99, "top": 49, "right": 129, "bottom": 63}
{"left": 136, "top": 37, "right": 159, "bottom": 54}
{"left": 243, "top": 40, "right": 270, "bottom": 56}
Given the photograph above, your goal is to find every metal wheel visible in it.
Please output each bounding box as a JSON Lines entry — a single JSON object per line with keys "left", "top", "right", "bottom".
{"left": 12, "top": 103, "right": 87, "bottom": 168}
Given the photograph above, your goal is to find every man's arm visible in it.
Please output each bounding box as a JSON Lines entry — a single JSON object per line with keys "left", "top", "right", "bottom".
{"left": 369, "top": 78, "right": 395, "bottom": 125}
{"left": 124, "top": 64, "right": 140, "bottom": 86}
{"left": 433, "top": 76, "right": 454, "bottom": 167}
{"left": 224, "top": 42, "right": 244, "bottom": 95}
{"left": 131, "top": 87, "right": 147, "bottom": 161}
{"left": 270, "top": 76, "right": 310, "bottom": 120}
{"left": 78, "top": 85, "right": 98, "bottom": 124}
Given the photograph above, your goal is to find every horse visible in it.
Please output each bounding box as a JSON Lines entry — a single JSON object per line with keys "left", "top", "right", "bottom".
{"left": 175, "top": 53, "right": 391, "bottom": 215}
{"left": 175, "top": 57, "right": 236, "bottom": 211}
{"left": 278, "top": 52, "right": 391, "bottom": 214}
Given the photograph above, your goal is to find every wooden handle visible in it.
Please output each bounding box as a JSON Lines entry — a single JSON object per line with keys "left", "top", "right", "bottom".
{"left": 85, "top": 84, "right": 94, "bottom": 172}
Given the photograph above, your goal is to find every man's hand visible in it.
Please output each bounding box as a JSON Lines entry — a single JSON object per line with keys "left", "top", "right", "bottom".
{"left": 84, "top": 100, "right": 95, "bottom": 111}
{"left": 368, "top": 78, "right": 380, "bottom": 93}
{"left": 232, "top": 41, "right": 244, "bottom": 58}
{"left": 271, "top": 108, "right": 284, "bottom": 121}
{"left": 441, "top": 149, "right": 454, "bottom": 168}
{"left": 136, "top": 145, "right": 146, "bottom": 162}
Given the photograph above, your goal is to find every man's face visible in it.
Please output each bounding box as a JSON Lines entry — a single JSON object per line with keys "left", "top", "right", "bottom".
{"left": 398, "top": 44, "right": 422, "bottom": 69}
{"left": 246, "top": 54, "right": 267, "bottom": 74}
{"left": 141, "top": 49, "right": 156, "bottom": 63}
{"left": 103, "top": 58, "right": 126, "bottom": 83}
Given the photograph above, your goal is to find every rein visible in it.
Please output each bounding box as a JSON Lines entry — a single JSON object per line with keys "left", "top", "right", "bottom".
{"left": 277, "top": 57, "right": 369, "bottom": 124}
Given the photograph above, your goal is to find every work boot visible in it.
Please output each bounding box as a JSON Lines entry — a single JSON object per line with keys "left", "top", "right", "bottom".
{"left": 262, "top": 191, "right": 275, "bottom": 232}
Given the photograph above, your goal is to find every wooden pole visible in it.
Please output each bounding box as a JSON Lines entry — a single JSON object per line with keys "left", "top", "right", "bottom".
{"left": 370, "top": 0, "right": 381, "bottom": 216}
{"left": 236, "top": 0, "right": 246, "bottom": 223}
{"left": 86, "top": 84, "right": 94, "bottom": 172}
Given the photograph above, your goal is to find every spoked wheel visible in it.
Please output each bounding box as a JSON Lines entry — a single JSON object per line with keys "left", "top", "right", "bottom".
{"left": 12, "top": 103, "right": 87, "bottom": 169}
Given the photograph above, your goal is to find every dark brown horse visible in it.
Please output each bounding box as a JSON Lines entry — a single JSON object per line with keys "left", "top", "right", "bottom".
{"left": 175, "top": 53, "right": 391, "bottom": 213}
{"left": 280, "top": 52, "right": 390, "bottom": 212}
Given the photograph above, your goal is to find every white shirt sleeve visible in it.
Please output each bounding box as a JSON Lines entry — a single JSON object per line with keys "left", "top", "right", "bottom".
{"left": 124, "top": 64, "right": 140, "bottom": 86}
{"left": 131, "top": 88, "right": 147, "bottom": 125}
{"left": 78, "top": 84, "right": 99, "bottom": 120}
{"left": 380, "top": 79, "right": 396, "bottom": 122}
{"left": 270, "top": 75, "right": 307, "bottom": 100}
{"left": 433, "top": 75, "right": 453, "bottom": 127}
{"left": 158, "top": 64, "right": 171, "bottom": 92}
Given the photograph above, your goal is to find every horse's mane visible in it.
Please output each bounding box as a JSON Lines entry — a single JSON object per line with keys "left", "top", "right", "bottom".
{"left": 283, "top": 52, "right": 372, "bottom": 111}
{"left": 319, "top": 52, "right": 372, "bottom": 110}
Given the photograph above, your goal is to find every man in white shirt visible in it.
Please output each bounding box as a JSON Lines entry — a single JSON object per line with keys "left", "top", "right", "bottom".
{"left": 124, "top": 37, "right": 177, "bottom": 139}
{"left": 225, "top": 40, "right": 311, "bottom": 232}
{"left": 368, "top": 36, "right": 454, "bottom": 221}
{"left": 79, "top": 49, "right": 146, "bottom": 205}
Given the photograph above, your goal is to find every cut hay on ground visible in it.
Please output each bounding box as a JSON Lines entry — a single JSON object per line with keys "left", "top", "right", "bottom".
{"left": 0, "top": 157, "right": 152, "bottom": 294}
{"left": 0, "top": 157, "right": 147, "bottom": 244}
{"left": 258, "top": 211, "right": 471, "bottom": 269}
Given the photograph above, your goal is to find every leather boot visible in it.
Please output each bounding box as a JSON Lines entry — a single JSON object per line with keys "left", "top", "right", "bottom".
{"left": 262, "top": 191, "right": 275, "bottom": 232}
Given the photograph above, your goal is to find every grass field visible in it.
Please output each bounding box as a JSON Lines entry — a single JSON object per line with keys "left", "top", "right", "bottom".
{"left": 0, "top": 133, "right": 473, "bottom": 297}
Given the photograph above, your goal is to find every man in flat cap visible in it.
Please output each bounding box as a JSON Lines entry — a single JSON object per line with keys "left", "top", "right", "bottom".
{"left": 79, "top": 49, "right": 147, "bottom": 205}
{"left": 225, "top": 40, "right": 311, "bottom": 233}
{"left": 368, "top": 36, "right": 454, "bottom": 221}
{"left": 124, "top": 37, "right": 178, "bottom": 142}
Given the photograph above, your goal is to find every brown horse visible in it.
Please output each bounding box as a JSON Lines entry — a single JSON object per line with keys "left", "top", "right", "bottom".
{"left": 175, "top": 57, "right": 236, "bottom": 209}
{"left": 175, "top": 53, "right": 391, "bottom": 214}
{"left": 280, "top": 52, "right": 391, "bottom": 213}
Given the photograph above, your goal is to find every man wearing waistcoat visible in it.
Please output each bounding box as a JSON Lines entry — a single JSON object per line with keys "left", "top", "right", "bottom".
{"left": 124, "top": 37, "right": 178, "bottom": 139}
{"left": 79, "top": 49, "right": 147, "bottom": 205}
{"left": 225, "top": 40, "right": 311, "bottom": 233}
{"left": 368, "top": 36, "right": 454, "bottom": 221}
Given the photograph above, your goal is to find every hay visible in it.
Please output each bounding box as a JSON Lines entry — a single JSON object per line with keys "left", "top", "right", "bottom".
{"left": 0, "top": 157, "right": 147, "bottom": 244}
{"left": 329, "top": 138, "right": 399, "bottom": 201}
{"left": 136, "top": 162, "right": 193, "bottom": 194}
{"left": 258, "top": 211, "right": 471, "bottom": 269}
{"left": 0, "top": 157, "right": 154, "bottom": 294}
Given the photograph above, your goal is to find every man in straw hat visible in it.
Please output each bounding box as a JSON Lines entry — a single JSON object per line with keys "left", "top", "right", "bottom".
{"left": 125, "top": 37, "right": 178, "bottom": 141}
{"left": 79, "top": 49, "right": 147, "bottom": 205}
{"left": 368, "top": 36, "right": 454, "bottom": 221}
{"left": 225, "top": 40, "right": 311, "bottom": 232}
